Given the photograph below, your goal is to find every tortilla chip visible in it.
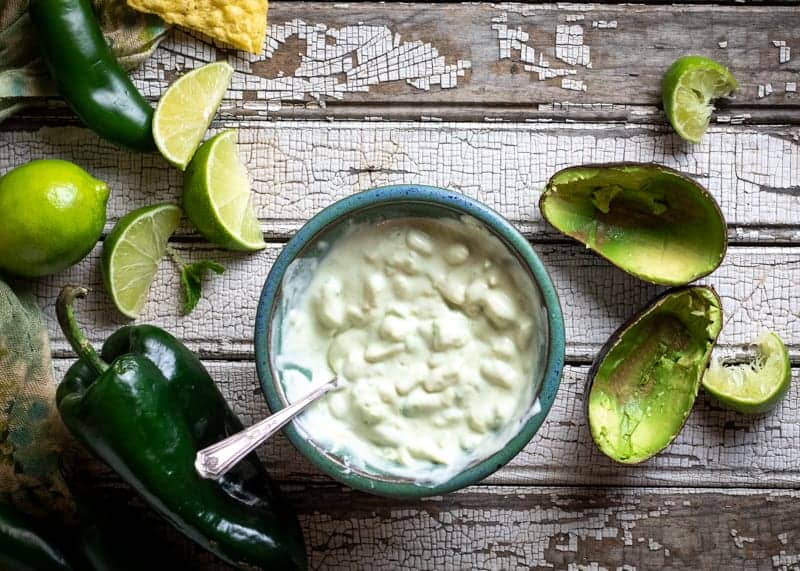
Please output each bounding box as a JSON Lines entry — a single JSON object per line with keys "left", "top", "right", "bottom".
{"left": 126, "top": 0, "right": 268, "bottom": 54}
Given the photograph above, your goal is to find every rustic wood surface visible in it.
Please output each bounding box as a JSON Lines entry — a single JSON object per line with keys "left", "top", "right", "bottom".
{"left": 5, "top": 2, "right": 800, "bottom": 569}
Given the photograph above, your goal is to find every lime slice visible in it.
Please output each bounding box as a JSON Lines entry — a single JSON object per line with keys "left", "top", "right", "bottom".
{"left": 102, "top": 204, "right": 182, "bottom": 318}
{"left": 662, "top": 55, "right": 738, "bottom": 143}
{"left": 183, "top": 129, "right": 265, "bottom": 251}
{"left": 702, "top": 330, "right": 792, "bottom": 414}
{"left": 153, "top": 61, "right": 234, "bottom": 170}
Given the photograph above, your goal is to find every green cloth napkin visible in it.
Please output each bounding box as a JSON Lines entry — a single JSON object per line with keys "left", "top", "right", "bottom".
{"left": 0, "top": 279, "right": 74, "bottom": 523}
{"left": 0, "top": 0, "right": 169, "bottom": 121}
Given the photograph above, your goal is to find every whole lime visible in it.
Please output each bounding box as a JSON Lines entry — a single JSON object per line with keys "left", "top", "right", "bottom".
{"left": 0, "top": 159, "right": 109, "bottom": 278}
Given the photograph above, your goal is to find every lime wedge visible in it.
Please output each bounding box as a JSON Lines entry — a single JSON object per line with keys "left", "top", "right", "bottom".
{"left": 702, "top": 330, "right": 792, "bottom": 414}
{"left": 102, "top": 204, "right": 182, "bottom": 318}
{"left": 662, "top": 55, "right": 738, "bottom": 143}
{"left": 153, "top": 61, "right": 234, "bottom": 170}
{"left": 183, "top": 129, "right": 265, "bottom": 251}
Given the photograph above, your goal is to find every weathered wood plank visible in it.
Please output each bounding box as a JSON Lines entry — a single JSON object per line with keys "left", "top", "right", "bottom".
{"left": 3, "top": 122, "right": 800, "bottom": 242}
{"left": 51, "top": 359, "right": 800, "bottom": 488}
{"left": 291, "top": 486, "right": 800, "bottom": 571}
{"left": 122, "top": 2, "right": 800, "bottom": 121}
{"left": 38, "top": 243, "right": 800, "bottom": 362}
{"left": 9, "top": 3, "right": 800, "bottom": 123}
{"left": 57, "top": 470, "right": 800, "bottom": 570}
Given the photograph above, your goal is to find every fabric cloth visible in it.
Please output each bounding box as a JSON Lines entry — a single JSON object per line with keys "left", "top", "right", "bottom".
{"left": 0, "top": 279, "right": 74, "bottom": 522}
{"left": 0, "top": 0, "right": 169, "bottom": 121}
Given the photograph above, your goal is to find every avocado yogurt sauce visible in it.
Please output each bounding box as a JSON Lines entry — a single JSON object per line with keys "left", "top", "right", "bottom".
{"left": 275, "top": 216, "right": 546, "bottom": 484}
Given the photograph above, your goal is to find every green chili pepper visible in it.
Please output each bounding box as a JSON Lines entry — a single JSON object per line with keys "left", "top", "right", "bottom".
{"left": 0, "top": 503, "right": 73, "bottom": 571}
{"left": 28, "top": 0, "right": 156, "bottom": 152}
{"left": 56, "top": 286, "right": 307, "bottom": 571}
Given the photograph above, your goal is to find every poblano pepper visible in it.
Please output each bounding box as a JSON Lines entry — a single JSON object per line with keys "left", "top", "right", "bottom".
{"left": 55, "top": 285, "right": 307, "bottom": 571}
{"left": 0, "top": 502, "right": 73, "bottom": 571}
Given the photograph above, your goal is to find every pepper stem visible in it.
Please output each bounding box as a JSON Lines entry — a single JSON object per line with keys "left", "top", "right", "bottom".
{"left": 56, "top": 285, "right": 109, "bottom": 375}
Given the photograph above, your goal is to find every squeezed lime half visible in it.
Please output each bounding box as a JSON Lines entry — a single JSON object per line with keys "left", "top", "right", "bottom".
{"left": 153, "top": 61, "right": 234, "bottom": 170}
{"left": 702, "top": 330, "right": 791, "bottom": 414}
{"left": 662, "top": 55, "right": 738, "bottom": 143}
{"left": 102, "top": 203, "right": 182, "bottom": 318}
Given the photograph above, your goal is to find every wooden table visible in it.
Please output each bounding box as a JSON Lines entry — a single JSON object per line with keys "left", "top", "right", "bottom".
{"left": 6, "top": 2, "right": 800, "bottom": 568}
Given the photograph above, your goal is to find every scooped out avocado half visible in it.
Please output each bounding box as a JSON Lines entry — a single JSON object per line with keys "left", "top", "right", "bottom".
{"left": 540, "top": 164, "right": 727, "bottom": 286}
{"left": 587, "top": 286, "right": 723, "bottom": 464}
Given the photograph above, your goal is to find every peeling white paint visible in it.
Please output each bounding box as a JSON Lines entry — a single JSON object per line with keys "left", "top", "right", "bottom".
{"left": 555, "top": 24, "right": 591, "bottom": 66}
{"left": 561, "top": 78, "right": 587, "bottom": 92}
{"left": 773, "top": 39, "right": 791, "bottom": 64}
{"left": 492, "top": 12, "right": 615, "bottom": 91}
{"left": 730, "top": 528, "right": 756, "bottom": 549}
{"left": 538, "top": 102, "right": 623, "bottom": 113}
{"left": 719, "top": 40, "right": 728, "bottom": 49}
{"left": 773, "top": 551, "right": 800, "bottom": 570}
{"left": 593, "top": 20, "right": 618, "bottom": 29}
{"left": 136, "top": 22, "right": 470, "bottom": 112}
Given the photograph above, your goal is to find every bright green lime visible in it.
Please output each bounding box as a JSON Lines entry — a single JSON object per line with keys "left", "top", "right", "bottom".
{"left": 153, "top": 61, "right": 234, "bottom": 170}
{"left": 662, "top": 55, "right": 738, "bottom": 143}
{"left": 0, "top": 159, "right": 109, "bottom": 278}
{"left": 702, "top": 330, "right": 791, "bottom": 414}
{"left": 183, "top": 129, "right": 265, "bottom": 251}
{"left": 102, "top": 204, "right": 182, "bottom": 318}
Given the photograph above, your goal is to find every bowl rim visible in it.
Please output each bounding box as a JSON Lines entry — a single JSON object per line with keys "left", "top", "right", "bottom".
{"left": 255, "top": 184, "right": 565, "bottom": 498}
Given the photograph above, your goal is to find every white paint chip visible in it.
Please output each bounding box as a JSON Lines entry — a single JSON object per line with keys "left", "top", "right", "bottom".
{"left": 593, "top": 20, "right": 618, "bottom": 29}
{"left": 786, "top": 82, "right": 797, "bottom": 93}
{"left": 772, "top": 39, "right": 791, "bottom": 63}
{"left": 718, "top": 40, "right": 728, "bottom": 49}
{"left": 555, "top": 24, "right": 590, "bottom": 66}
{"left": 561, "top": 78, "right": 587, "bottom": 91}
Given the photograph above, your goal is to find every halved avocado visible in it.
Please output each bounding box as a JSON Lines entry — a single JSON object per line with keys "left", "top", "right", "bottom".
{"left": 540, "top": 163, "right": 727, "bottom": 286}
{"left": 587, "top": 286, "right": 723, "bottom": 464}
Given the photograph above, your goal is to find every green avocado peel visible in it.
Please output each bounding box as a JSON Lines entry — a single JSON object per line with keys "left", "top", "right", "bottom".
{"left": 540, "top": 163, "right": 727, "bottom": 286}
{"left": 587, "top": 286, "right": 723, "bottom": 464}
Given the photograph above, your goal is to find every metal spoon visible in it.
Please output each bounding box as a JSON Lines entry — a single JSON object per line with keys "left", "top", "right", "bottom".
{"left": 195, "top": 377, "right": 340, "bottom": 480}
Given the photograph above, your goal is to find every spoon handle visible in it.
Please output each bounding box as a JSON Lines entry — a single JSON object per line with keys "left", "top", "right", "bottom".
{"left": 195, "top": 377, "right": 339, "bottom": 480}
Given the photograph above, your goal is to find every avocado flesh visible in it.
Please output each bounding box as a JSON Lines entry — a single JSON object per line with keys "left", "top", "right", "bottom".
{"left": 588, "top": 287, "right": 722, "bottom": 463}
{"left": 541, "top": 165, "right": 727, "bottom": 286}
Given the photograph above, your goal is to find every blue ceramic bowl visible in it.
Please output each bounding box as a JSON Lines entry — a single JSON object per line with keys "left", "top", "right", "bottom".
{"left": 255, "top": 185, "right": 565, "bottom": 497}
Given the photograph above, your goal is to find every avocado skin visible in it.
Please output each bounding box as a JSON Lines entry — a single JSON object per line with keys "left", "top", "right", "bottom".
{"left": 539, "top": 163, "right": 727, "bottom": 286}
{"left": 586, "top": 286, "right": 723, "bottom": 464}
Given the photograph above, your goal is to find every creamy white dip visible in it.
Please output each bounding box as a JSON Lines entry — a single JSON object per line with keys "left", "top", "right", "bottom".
{"left": 275, "top": 216, "right": 545, "bottom": 484}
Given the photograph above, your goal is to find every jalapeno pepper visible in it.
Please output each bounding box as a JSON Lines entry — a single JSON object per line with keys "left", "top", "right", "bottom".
{"left": 28, "top": 0, "right": 156, "bottom": 152}
{"left": 56, "top": 285, "right": 307, "bottom": 570}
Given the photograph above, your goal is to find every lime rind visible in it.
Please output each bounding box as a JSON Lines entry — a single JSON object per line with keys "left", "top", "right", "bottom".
{"left": 103, "top": 204, "right": 182, "bottom": 318}
{"left": 153, "top": 61, "right": 234, "bottom": 170}
{"left": 183, "top": 129, "right": 266, "bottom": 252}
{"left": 702, "top": 330, "right": 791, "bottom": 414}
{"left": 663, "top": 56, "right": 738, "bottom": 144}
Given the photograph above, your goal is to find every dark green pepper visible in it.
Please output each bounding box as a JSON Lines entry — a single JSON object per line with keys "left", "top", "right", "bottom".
{"left": 28, "top": 0, "right": 156, "bottom": 152}
{"left": 71, "top": 493, "right": 192, "bottom": 571}
{"left": 56, "top": 286, "right": 307, "bottom": 570}
{"left": 0, "top": 502, "right": 73, "bottom": 571}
